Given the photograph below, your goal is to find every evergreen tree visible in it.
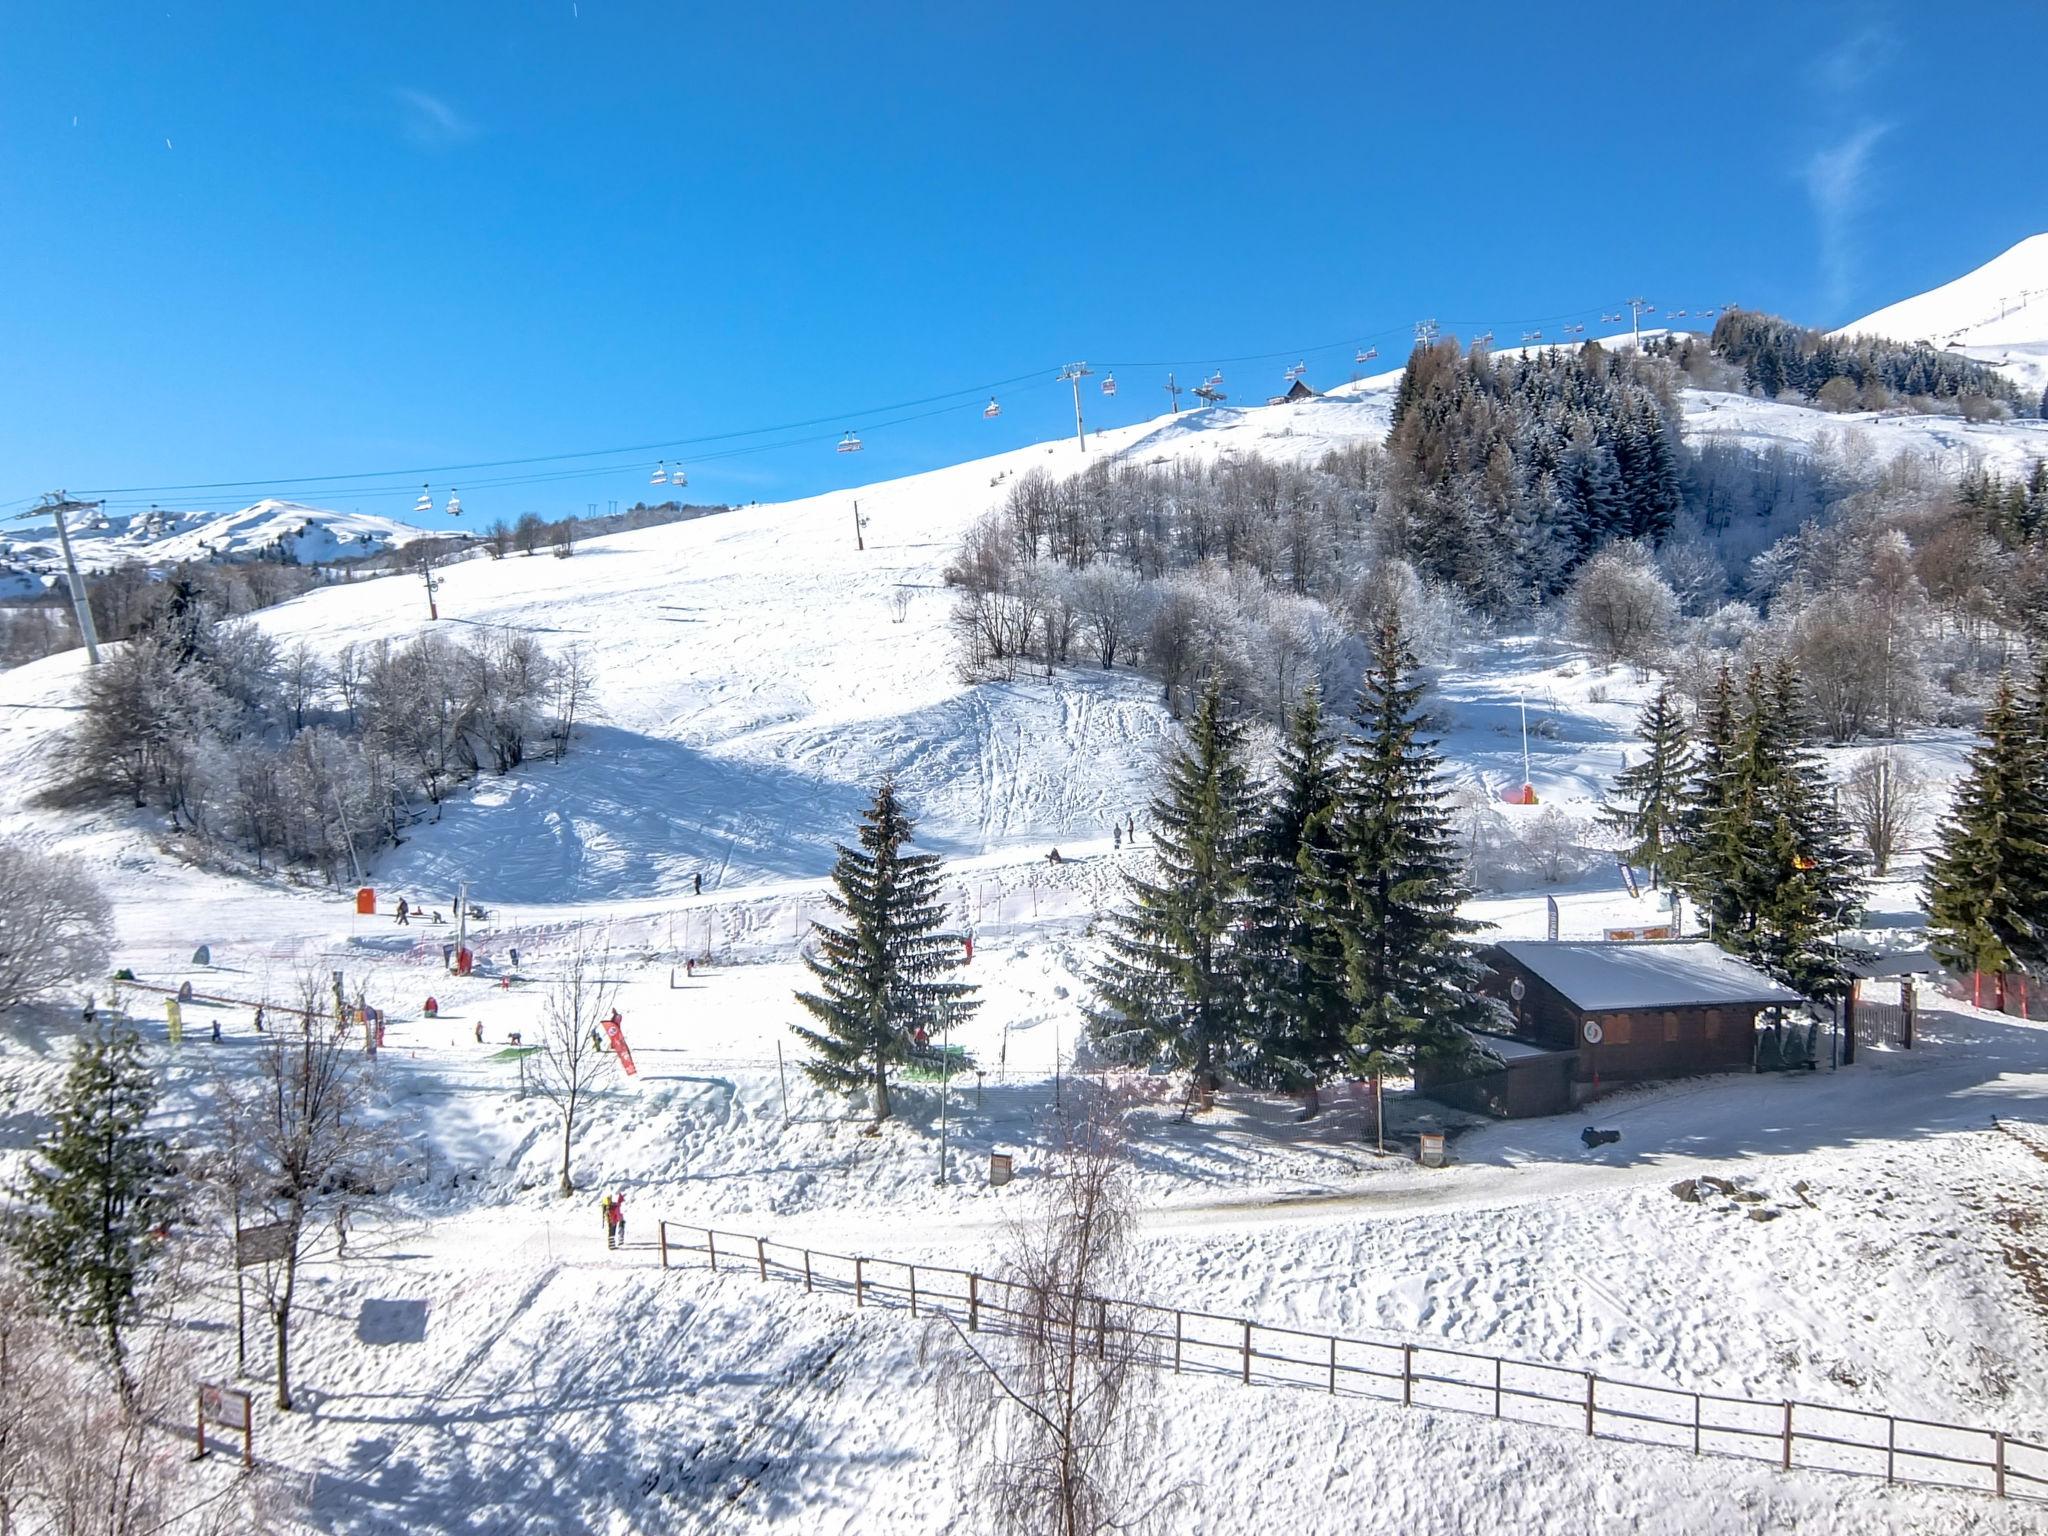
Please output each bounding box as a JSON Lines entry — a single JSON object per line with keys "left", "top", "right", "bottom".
{"left": 791, "top": 780, "right": 977, "bottom": 1121}
{"left": 1314, "top": 619, "right": 1494, "bottom": 1078}
{"left": 1090, "top": 676, "right": 1260, "bottom": 1081}
{"left": 1601, "top": 685, "right": 1694, "bottom": 889}
{"left": 6, "top": 1026, "right": 173, "bottom": 1392}
{"left": 1927, "top": 673, "right": 2048, "bottom": 985}
{"left": 1678, "top": 665, "right": 1862, "bottom": 996}
{"left": 1241, "top": 686, "right": 1352, "bottom": 1111}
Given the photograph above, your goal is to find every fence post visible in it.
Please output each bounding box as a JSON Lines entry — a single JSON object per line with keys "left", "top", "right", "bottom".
{"left": 1886, "top": 1417, "right": 1895, "bottom": 1484}
{"left": 1997, "top": 1432, "right": 2007, "bottom": 1498}
{"left": 1402, "top": 1344, "right": 1414, "bottom": 1407}
{"left": 1174, "top": 1312, "right": 1182, "bottom": 1374}
{"left": 1781, "top": 1401, "right": 1793, "bottom": 1471}
{"left": 1097, "top": 1299, "right": 1108, "bottom": 1360}
{"left": 1330, "top": 1336, "right": 1338, "bottom": 1395}
{"left": 969, "top": 1273, "right": 979, "bottom": 1332}
{"left": 1693, "top": 1393, "right": 1701, "bottom": 1456}
{"left": 1586, "top": 1374, "right": 1597, "bottom": 1438}
{"left": 855, "top": 1257, "right": 864, "bottom": 1308}
{"left": 756, "top": 1236, "right": 768, "bottom": 1281}
{"left": 910, "top": 1267, "right": 918, "bottom": 1319}
{"left": 803, "top": 1249, "right": 813, "bottom": 1292}
{"left": 658, "top": 1220, "right": 669, "bottom": 1269}
{"left": 707, "top": 1229, "right": 718, "bottom": 1273}
{"left": 1241, "top": 1321, "right": 1251, "bottom": 1385}
{"left": 195, "top": 1388, "right": 206, "bottom": 1461}
{"left": 1494, "top": 1357, "right": 1502, "bottom": 1418}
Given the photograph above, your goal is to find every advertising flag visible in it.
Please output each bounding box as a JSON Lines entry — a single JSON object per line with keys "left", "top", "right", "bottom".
{"left": 601, "top": 1011, "right": 637, "bottom": 1076}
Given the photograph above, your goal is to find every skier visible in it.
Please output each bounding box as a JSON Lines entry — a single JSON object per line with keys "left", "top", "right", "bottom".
{"left": 1113, "top": 824, "right": 1122, "bottom": 850}
{"left": 589, "top": 1025, "right": 603, "bottom": 1051}
{"left": 693, "top": 872, "right": 702, "bottom": 897}
{"left": 82, "top": 996, "right": 96, "bottom": 1025}
{"left": 1126, "top": 813, "right": 1134, "bottom": 841}
{"left": 474, "top": 1020, "right": 484, "bottom": 1044}
{"left": 685, "top": 958, "right": 695, "bottom": 978}
{"left": 335, "top": 1204, "right": 351, "bottom": 1257}
{"left": 1047, "top": 848, "right": 1062, "bottom": 864}
{"left": 509, "top": 946, "right": 521, "bottom": 971}
{"left": 210, "top": 1018, "right": 222, "bottom": 1043}
{"left": 253, "top": 1005, "right": 265, "bottom": 1033}
{"left": 612, "top": 1192, "right": 626, "bottom": 1248}
{"left": 424, "top": 996, "right": 439, "bottom": 1018}
{"left": 601, "top": 1194, "right": 616, "bottom": 1249}
{"left": 396, "top": 897, "right": 410, "bottom": 926}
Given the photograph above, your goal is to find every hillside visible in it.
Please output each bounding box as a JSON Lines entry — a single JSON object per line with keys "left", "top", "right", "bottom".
{"left": 1834, "top": 232, "right": 2048, "bottom": 396}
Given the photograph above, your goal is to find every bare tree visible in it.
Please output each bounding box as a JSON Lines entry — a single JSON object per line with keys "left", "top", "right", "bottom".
{"left": 1842, "top": 749, "right": 1928, "bottom": 876}
{"left": 280, "top": 640, "right": 327, "bottom": 733}
{"left": 1564, "top": 542, "right": 1677, "bottom": 669}
{"left": 222, "top": 973, "right": 395, "bottom": 1410}
{"left": 514, "top": 511, "right": 547, "bottom": 556}
{"left": 552, "top": 519, "right": 576, "bottom": 559}
{"left": 0, "top": 841, "right": 111, "bottom": 1014}
{"left": 1067, "top": 563, "right": 1147, "bottom": 670}
{"left": 932, "top": 1099, "right": 1177, "bottom": 1536}
{"left": 485, "top": 518, "right": 512, "bottom": 559}
{"left": 550, "top": 643, "right": 595, "bottom": 762}
{"left": 529, "top": 941, "right": 619, "bottom": 1197}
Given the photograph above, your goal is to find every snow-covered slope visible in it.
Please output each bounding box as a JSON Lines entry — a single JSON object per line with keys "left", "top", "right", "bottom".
{"left": 0, "top": 497, "right": 441, "bottom": 599}
{"left": 1834, "top": 232, "right": 2048, "bottom": 396}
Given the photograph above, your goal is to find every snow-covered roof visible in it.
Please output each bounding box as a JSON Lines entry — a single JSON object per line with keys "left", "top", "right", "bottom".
{"left": 1470, "top": 1029, "right": 1570, "bottom": 1062}
{"left": 1492, "top": 941, "right": 1803, "bottom": 1012}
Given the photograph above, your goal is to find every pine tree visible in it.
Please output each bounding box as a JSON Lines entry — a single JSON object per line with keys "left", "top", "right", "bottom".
{"left": 1314, "top": 619, "right": 1494, "bottom": 1078}
{"left": 1601, "top": 685, "right": 1694, "bottom": 889}
{"left": 1090, "top": 676, "right": 1260, "bottom": 1082}
{"left": 1241, "top": 686, "right": 1352, "bottom": 1111}
{"left": 791, "top": 780, "right": 977, "bottom": 1121}
{"left": 1927, "top": 673, "right": 2048, "bottom": 987}
{"left": 1678, "top": 667, "right": 1747, "bottom": 935}
{"left": 6, "top": 1026, "right": 173, "bottom": 1392}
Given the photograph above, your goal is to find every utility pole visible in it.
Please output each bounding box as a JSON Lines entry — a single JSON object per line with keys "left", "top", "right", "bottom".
{"left": 852, "top": 499, "right": 864, "bottom": 551}
{"left": 1057, "top": 362, "right": 1093, "bottom": 451}
{"left": 1626, "top": 297, "right": 1654, "bottom": 351}
{"left": 1163, "top": 371, "right": 1182, "bottom": 414}
{"left": 33, "top": 492, "right": 104, "bottom": 664}
{"left": 420, "top": 555, "right": 439, "bottom": 621}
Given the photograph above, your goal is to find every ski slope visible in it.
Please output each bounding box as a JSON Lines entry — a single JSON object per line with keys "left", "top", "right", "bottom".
{"left": 1834, "top": 231, "right": 2048, "bottom": 396}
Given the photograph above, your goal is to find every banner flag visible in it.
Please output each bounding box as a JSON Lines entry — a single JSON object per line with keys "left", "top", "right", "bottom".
{"left": 1545, "top": 896, "right": 1560, "bottom": 942}
{"left": 166, "top": 998, "right": 184, "bottom": 1045}
{"left": 601, "top": 1012, "right": 637, "bottom": 1076}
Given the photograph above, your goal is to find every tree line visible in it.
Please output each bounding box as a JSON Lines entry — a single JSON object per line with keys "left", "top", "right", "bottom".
{"left": 1705, "top": 308, "right": 2033, "bottom": 416}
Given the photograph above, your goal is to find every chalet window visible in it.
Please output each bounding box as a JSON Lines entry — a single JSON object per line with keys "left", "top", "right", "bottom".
{"left": 1605, "top": 1015, "right": 1632, "bottom": 1045}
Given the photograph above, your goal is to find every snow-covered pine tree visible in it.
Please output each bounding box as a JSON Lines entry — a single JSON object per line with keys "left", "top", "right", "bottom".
{"left": 1926, "top": 672, "right": 2048, "bottom": 988}
{"left": 6, "top": 1026, "right": 173, "bottom": 1393}
{"left": 1316, "top": 618, "right": 1493, "bottom": 1080}
{"left": 791, "top": 780, "right": 978, "bottom": 1121}
{"left": 1241, "top": 686, "right": 1352, "bottom": 1112}
{"left": 1601, "top": 685, "right": 1694, "bottom": 889}
{"left": 1089, "top": 675, "right": 1259, "bottom": 1083}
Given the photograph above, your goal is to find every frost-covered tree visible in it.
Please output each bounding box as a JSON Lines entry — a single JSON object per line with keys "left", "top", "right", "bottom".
{"left": 0, "top": 841, "right": 111, "bottom": 1015}
{"left": 1926, "top": 673, "right": 2048, "bottom": 984}
{"left": 5, "top": 1027, "right": 173, "bottom": 1395}
{"left": 1090, "top": 677, "right": 1259, "bottom": 1082}
{"left": 791, "top": 781, "right": 977, "bottom": 1122}
{"left": 1564, "top": 541, "right": 1677, "bottom": 668}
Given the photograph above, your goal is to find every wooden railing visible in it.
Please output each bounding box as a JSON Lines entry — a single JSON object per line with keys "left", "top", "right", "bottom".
{"left": 656, "top": 1220, "right": 2045, "bottom": 1504}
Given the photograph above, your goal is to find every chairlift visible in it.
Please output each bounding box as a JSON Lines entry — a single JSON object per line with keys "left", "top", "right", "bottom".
{"left": 1284, "top": 360, "right": 1305, "bottom": 380}
{"left": 1475, "top": 331, "right": 1495, "bottom": 346}
{"left": 651, "top": 461, "right": 669, "bottom": 485}
{"left": 1672, "top": 308, "right": 1688, "bottom": 318}
{"left": 983, "top": 397, "right": 1002, "bottom": 419}
{"left": 671, "top": 464, "right": 688, "bottom": 488}
{"left": 414, "top": 484, "right": 433, "bottom": 516}
{"left": 1101, "top": 374, "right": 1117, "bottom": 397}
{"left": 837, "top": 432, "right": 863, "bottom": 453}
{"left": 1522, "top": 330, "right": 1543, "bottom": 343}
{"left": 446, "top": 489, "right": 462, "bottom": 517}
{"left": 1361, "top": 347, "right": 1377, "bottom": 362}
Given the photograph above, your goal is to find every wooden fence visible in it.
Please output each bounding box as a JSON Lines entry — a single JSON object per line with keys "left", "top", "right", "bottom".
{"left": 656, "top": 1220, "right": 2047, "bottom": 1505}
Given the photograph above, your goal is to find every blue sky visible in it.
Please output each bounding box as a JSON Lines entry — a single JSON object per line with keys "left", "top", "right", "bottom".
{"left": 3, "top": 3, "right": 2044, "bottom": 525}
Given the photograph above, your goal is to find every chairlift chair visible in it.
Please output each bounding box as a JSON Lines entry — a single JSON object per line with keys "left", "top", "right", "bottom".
{"left": 672, "top": 465, "right": 688, "bottom": 487}
{"left": 983, "top": 397, "right": 1002, "bottom": 419}
{"left": 1361, "top": 347, "right": 1377, "bottom": 362}
{"left": 446, "top": 490, "right": 462, "bottom": 517}
{"left": 1101, "top": 374, "right": 1116, "bottom": 397}
{"left": 651, "top": 461, "right": 669, "bottom": 485}
{"left": 414, "top": 485, "right": 433, "bottom": 516}
{"left": 837, "top": 432, "right": 863, "bottom": 453}
{"left": 1522, "top": 330, "right": 1543, "bottom": 343}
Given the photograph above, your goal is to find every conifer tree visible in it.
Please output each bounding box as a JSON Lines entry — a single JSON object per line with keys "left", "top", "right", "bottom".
{"left": 1927, "top": 672, "right": 2048, "bottom": 986}
{"left": 6, "top": 1026, "right": 173, "bottom": 1393}
{"left": 792, "top": 780, "right": 977, "bottom": 1121}
{"left": 1242, "top": 686, "right": 1352, "bottom": 1111}
{"left": 1090, "top": 676, "right": 1260, "bottom": 1082}
{"left": 1601, "top": 685, "right": 1694, "bottom": 889}
{"left": 1314, "top": 619, "right": 1493, "bottom": 1077}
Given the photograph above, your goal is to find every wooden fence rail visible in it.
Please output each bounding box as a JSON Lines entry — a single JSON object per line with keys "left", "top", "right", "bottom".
{"left": 657, "top": 1219, "right": 2048, "bottom": 1505}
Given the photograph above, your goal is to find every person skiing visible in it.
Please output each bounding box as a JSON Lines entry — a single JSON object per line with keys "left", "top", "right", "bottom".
{"left": 685, "top": 958, "right": 695, "bottom": 978}
{"left": 424, "top": 996, "right": 438, "bottom": 1018}
{"left": 1113, "top": 824, "right": 1122, "bottom": 849}
{"left": 1047, "top": 848, "right": 1062, "bottom": 864}
{"left": 210, "top": 1018, "right": 222, "bottom": 1043}
{"left": 600, "top": 1194, "right": 616, "bottom": 1249}
{"left": 1126, "top": 813, "right": 1134, "bottom": 840}
{"left": 693, "top": 871, "right": 702, "bottom": 897}
{"left": 396, "top": 897, "right": 410, "bottom": 925}
{"left": 82, "top": 996, "right": 96, "bottom": 1025}
{"left": 252, "top": 1005, "right": 265, "bottom": 1033}
{"left": 509, "top": 946, "right": 521, "bottom": 971}
{"left": 589, "top": 1024, "right": 603, "bottom": 1051}
{"left": 474, "top": 1020, "right": 484, "bottom": 1044}
{"left": 611, "top": 1192, "right": 626, "bottom": 1248}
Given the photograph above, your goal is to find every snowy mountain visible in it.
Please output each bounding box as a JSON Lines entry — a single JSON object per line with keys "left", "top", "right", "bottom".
{"left": 1833, "top": 231, "right": 2048, "bottom": 395}
{"left": 0, "top": 497, "right": 442, "bottom": 600}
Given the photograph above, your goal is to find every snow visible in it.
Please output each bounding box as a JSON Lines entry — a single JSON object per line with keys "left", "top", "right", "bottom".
{"left": 4, "top": 342, "right": 2048, "bottom": 1531}
{"left": 1495, "top": 941, "right": 1805, "bottom": 1013}
{"left": 0, "top": 497, "right": 442, "bottom": 600}
{"left": 1834, "top": 232, "right": 2048, "bottom": 395}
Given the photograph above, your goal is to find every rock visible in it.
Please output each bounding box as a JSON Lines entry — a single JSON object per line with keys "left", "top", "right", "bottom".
{"left": 1699, "top": 1176, "right": 1737, "bottom": 1196}
{"left": 1672, "top": 1178, "right": 1702, "bottom": 1203}
{"left": 1731, "top": 1189, "right": 1768, "bottom": 1204}
{"left": 1747, "top": 1207, "right": 1783, "bottom": 1222}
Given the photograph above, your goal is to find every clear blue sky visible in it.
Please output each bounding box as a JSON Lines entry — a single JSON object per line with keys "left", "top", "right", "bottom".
{"left": 3, "top": 3, "right": 2044, "bottom": 525}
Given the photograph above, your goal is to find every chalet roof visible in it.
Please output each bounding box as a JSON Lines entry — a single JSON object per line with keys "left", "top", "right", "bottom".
{"left": 1491, "top": 941, "right": 1803, "bottom": 1012}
